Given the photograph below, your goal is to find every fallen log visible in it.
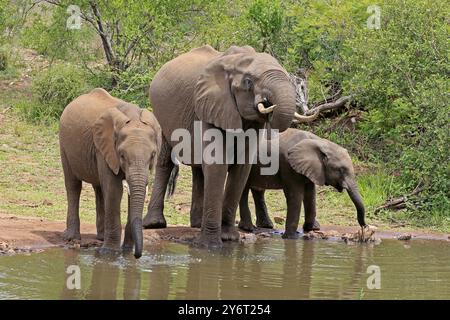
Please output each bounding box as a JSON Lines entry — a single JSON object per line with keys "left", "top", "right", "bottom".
{"left": 374, "top": 183, "right": 423, "bottom": 215}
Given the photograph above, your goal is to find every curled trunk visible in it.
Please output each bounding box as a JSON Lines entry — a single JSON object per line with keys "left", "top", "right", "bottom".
{"left": 267, "top": 80, "right": 296, "bottom": 132}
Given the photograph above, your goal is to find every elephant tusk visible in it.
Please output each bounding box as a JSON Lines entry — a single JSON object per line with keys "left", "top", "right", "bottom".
{"left": 145, "top": 184, "right": 148, "bottom": 196}
{"left": 293, "top": 110, "right": 320, "bottom": 123}
{"left": 257, "top": 103, "right": 276, "bottom": 114}
{"left": 122, "top": 180, "right": 130, "bottom": 196}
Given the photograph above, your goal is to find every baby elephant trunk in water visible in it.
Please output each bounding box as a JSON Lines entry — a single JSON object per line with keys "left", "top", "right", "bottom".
{"left": 127, "top": 172, "right": 147, "bottom": 259}
{"left": 344, "top": 178, "right": 366, "bottom": 227}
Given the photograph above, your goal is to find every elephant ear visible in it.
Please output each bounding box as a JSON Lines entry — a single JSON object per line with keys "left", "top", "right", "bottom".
{"left": 93, "top": 108, "right": 130, "bottom": 175}
{"left": 194, "top": 50, "right": 253, "bottom": 130}
{"left": 287, "top": 139, "right": 327, "bottom": 186}
{"left": 140, "top": 109, "right": 162, "bottom": 168}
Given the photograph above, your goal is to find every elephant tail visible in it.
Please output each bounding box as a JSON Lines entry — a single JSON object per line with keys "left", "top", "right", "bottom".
{"left": 166, "top": 160, "right": 180, "bottom": 199}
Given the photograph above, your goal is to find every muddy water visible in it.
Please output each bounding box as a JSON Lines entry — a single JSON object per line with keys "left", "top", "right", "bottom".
{"left": 0, "top": 238, "right": 449, "bottom": 299}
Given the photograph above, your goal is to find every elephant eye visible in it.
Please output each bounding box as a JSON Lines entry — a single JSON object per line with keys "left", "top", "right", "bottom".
{"left": 243, "top": 78, "right": 253, "bottom": 91}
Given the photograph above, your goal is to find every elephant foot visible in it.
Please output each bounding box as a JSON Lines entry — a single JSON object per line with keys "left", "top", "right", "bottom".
{"left": 303, "top": 220, "right": 321, "bottom": 232}
{"left": 143, "top": 212, "right": 167, "bottom": 229}
{"left": 256, "top": 218, "right": 274, "bottom": 229}
{"left": 190, "top": 208, "right": 203, "bottom": 228}
{"left": 192, "top": 234, "right": 223, "bottom": 249}
{"left": 221, "top": 225, "right": 240, "bottom": 241}
{"left": 190, "top": 218, "right": 202, "bottom": 228}
{"left": 96, "top": 233, "right": 104, "bottom": 241}
{"left": 238, "top": 220, "right": 255, "bottom": 232}
{"left": 62, "top": 229, "right": 81, "bottom": 241}
{"left": 282, "top": 231, "right": 300, "bottom": 240}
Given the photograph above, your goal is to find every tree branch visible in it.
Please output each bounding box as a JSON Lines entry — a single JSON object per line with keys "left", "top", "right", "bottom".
{"left": 374, "top": 182, "right": 424, "bottom": 215}
{"left": 88, "top": 1, "right": 117, "bottom": 70}
{"left": 305, "top": 95, "right": 352, "bottom": 116}
{"left": 312, "top": 89, "right": 342, "bottom": 108}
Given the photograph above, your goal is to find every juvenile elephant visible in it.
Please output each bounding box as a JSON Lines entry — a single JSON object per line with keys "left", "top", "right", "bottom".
{"left": 143, "top": 45, "right": 304, "bottom": 248}
{"left": 238, "top": 129, "right": 367, "bottom": 238}
{"left": 59, "top": 88, "right": 161, "bottom": 258}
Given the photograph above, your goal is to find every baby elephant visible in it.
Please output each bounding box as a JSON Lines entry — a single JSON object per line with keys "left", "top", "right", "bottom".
{"left": 238, "top": 129, "right": 366, "bottom": 238}
{"left": 59, "top": 88, "right": 161, "bottom": 258}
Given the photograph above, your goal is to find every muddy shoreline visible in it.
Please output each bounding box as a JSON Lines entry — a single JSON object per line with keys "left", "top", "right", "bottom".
{"left": 1, "top": 213, "right": 448, "bottom": 255}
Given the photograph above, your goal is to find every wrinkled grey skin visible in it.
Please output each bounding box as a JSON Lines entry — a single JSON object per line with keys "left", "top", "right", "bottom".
{"left": 142, "top": 45, "right": 296, "bottom": 248}
{"left": 59, "top": 88, "right": 161, "bottom": 258}
{"left": 238, "top": 129, "right": 366, "bottom": 238}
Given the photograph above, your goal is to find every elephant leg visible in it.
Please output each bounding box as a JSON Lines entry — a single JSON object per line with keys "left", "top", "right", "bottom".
{"left": 282, "top": 185, "right": 303, "bottom": 239}
{"left": 61, "top": 151, "right": 82, "bottom": 241}
{"left": 94, "top": 186, "right": 105, "bottom": 241}
{"left": 101, "top": 179, "right": 123, "bottom": 252}
{"left": 253, "top": 189, "right": 274, "bottom": 229}
{"left": 238, "top": 185, "right": 255, "bottom": 232}
{"left": 190, "top": 166, "right": 204, "bottom": 228}
{"left": 222, "top": 164, "right": 252, "bottom": 241}
{"left": 143, "top": 138, "right": 173, "bottom": 229}
{"left": 303, "top": 181, "right": 320, "bottom": 232}
{"left": 122, "top": 195, "right": 133, "bottom": 252}
{"left": 193, "top": 163, "right": 228, "bottom": 248}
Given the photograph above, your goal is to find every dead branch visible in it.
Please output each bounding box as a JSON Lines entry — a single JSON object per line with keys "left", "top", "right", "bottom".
{"left": 290, "top": 72, "right": 353, "bottom": 124}
{"left": 89, "top": 1, "right": 118, "bottom": 70}
{"left": 305, "top": 95, "right": 352, "bottom": 116}
{"left": 292, "top": 95, "right": 352, "bottom": 124}
{"left": 290, "top": 73, "right": 309, "bottom": 113}
{"left": 312, "top": 89, "right": 342, "bottom": 108}
{"left": 374, "top": 183, "right": 423, "bottom": 215}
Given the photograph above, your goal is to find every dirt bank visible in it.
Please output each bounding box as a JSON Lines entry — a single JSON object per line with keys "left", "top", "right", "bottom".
{"left": 0, "top": 213, "right": 448, "bottom": 255}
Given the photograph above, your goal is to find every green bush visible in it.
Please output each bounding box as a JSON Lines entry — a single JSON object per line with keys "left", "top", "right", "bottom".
{"left": 247, "top": 0, "right": 284, "bottom": 53}
{"left": 110, "top": 67, "right": 154, "bottom": 108}
{"left": 20, "top": 4, "right": 99, "bottom": 63}
{"left": 340, "top": 0, "right": 449, "bottom": 218}
{"left": 398, "top": 76, "right": 450, "bottom": 216}
{"left": 20, "top": 63, "right": 90, "bottom": 122}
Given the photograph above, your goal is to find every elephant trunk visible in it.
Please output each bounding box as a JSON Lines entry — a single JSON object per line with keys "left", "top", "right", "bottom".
{"left": 263, "top": 75, "right": 297, "bottom": 132}
{"left": 345, "top": 178, "right": 366, "bottom": 227}
{"left": 128, "top": 171, "right": 148, "bottom": 259}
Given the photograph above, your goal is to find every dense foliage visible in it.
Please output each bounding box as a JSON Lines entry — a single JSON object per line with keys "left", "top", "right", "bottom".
{"left": 1, "top": 0, "right": 448, "bottom": 223}
{"left": 18, "top": 63, "right": 89, "bottom": 122}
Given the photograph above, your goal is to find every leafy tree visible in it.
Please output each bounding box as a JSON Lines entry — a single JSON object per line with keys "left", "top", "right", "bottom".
{"left": 341, "top": 0, "right": 449, "bottom": 216}
{"left": 247, "top": 0, "right": 284, "bottom": 53}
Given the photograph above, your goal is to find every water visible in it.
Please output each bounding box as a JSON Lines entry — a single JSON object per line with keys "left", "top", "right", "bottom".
{"left": 0, "top": 238, "right": 449, "bottom": 299}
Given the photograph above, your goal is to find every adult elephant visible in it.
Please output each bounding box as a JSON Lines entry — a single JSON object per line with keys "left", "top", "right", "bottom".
{"left": 238, "top": 129, "right": 367, "bottom": 238}
{"left": 143, "top": 45, "right": 299, "bottom": 247}
{"left": 59, "top": 88, "right": 161, "bottom": 258}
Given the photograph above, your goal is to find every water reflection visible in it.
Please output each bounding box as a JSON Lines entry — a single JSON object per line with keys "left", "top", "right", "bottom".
{"left": 2, "top": 238, "right": 448, "bottom": 300}
{"left": 60, "top": 247, "right": 82, "bottom": 300}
